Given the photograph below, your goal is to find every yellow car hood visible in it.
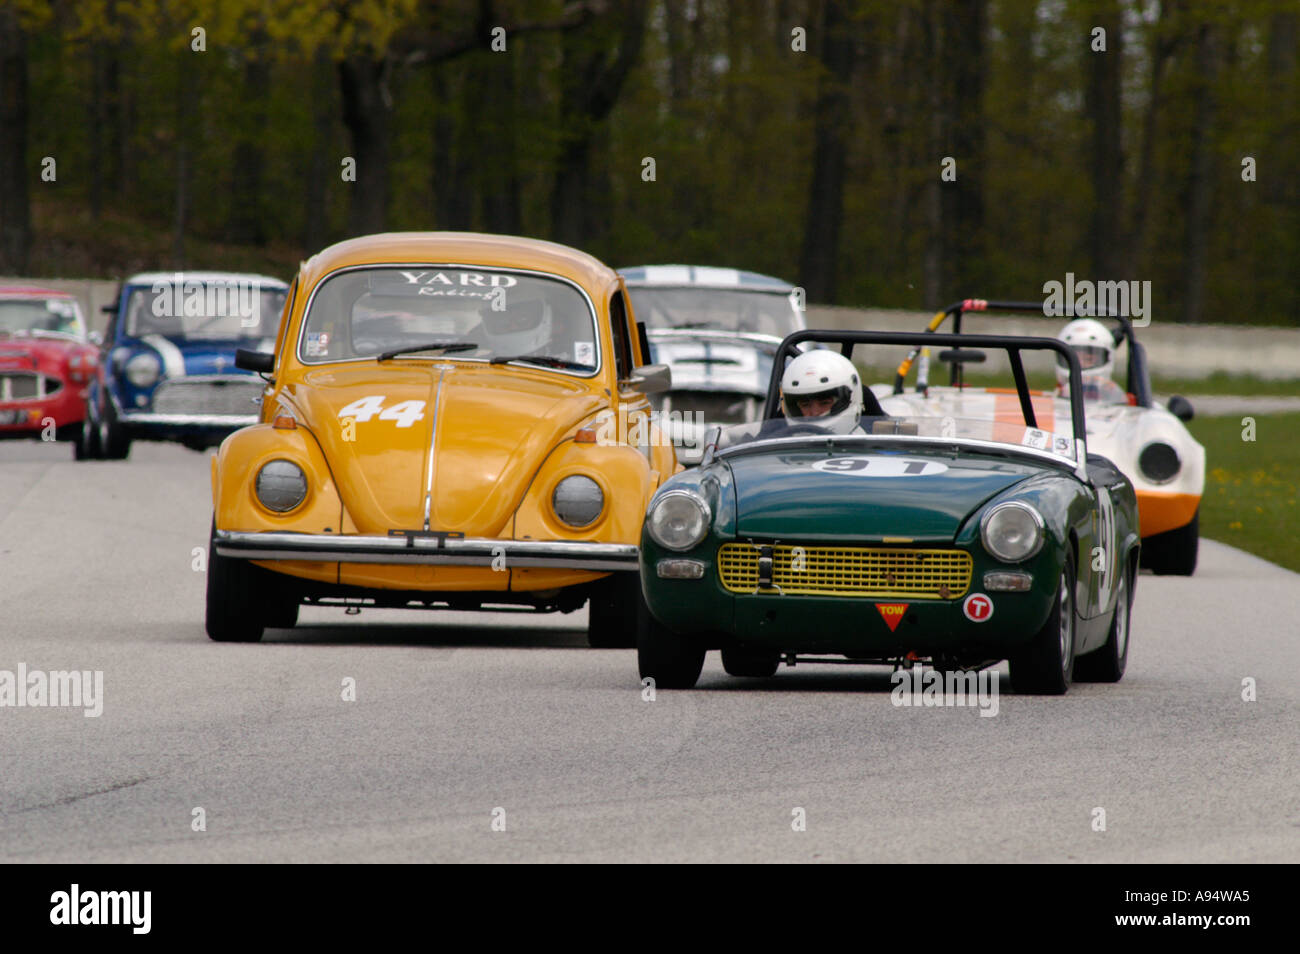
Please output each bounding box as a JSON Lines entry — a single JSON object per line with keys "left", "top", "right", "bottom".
{"left": 291, "top": 364, "right": 606, "bottom": 535}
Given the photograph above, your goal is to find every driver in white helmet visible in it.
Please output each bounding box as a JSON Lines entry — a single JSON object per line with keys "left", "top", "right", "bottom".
{"left": 779, "top": 350, "right": 865, "bottom": 434}
{"left": 1055, "top": 318, "right": 1127, "bottom": 405}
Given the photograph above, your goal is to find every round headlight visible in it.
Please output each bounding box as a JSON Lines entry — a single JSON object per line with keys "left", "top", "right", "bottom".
{"left": 647, "top": 490, "right": 711, "bottom": 551}
{"left": 255, "top": 459, "right": 308, "bottom": 513}
{"left": 981, "top": 502, "right": 1045, "bottom": 563}
{"left": 125, "top": 352, "right": 161, "bottom": 387}
{"left": 553, "top": 475, "right": 604, "bottom": 527}
{"left": 1138, "top": 441, "right": 1180, "bottom": 484}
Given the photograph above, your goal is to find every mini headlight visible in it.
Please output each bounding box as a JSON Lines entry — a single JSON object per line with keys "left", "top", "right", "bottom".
{"left": 255, "top": 459, "right": 308, "bottom": 513}
{"left": 981, "top": 501, "right": 1045, "bottom": 563}
{"left": 647, "top": 490, "right": 711, "bottom": 551}
{"left": 552, "top": 475, "right": 604, "bottom": 527}
{"left": 1138, "top": 441, "right": 1180, "bottom": 484}
{"left": 125, "top": 351, "right": 161, "bottom": 387}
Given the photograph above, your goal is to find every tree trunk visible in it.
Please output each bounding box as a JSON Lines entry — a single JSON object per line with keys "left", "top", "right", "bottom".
{"left": 946, "top": 0, "right": 987, "bottom": 291}
{"left": 0, "top": 8, "right": 30, "bottom": 274}
{"left": 303, "top": 46, "right": 334, "bottom": 251}
{"left": 432, "top": 66, "right": 473, "bottom": 230}
{"left": 921, "top": 2, "right": 945, "bottom": 309}
{"left": 798, "top": 0, "right": 854, "bottom": 304}
{"left": 339, "top": 56, "right": 392, "bottom": 236}
{"left": 550, "top": 1, "right": 648, "bottom": 248}
{"left": 228, "top": 47, "right": 270, "bottom": 245}
{"left": 1085, "top": 0, "right": 1123, "bottom": 279}
{"left": 1125, "top": 8, "right": 1174, "bottom": 267}
{"left": 1183, "top": 23, "right": 1218, "bottom": 324}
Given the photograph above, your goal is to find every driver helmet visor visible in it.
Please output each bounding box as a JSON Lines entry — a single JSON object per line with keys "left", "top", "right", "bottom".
{"left": 1056, "top": 345, "right": 1110, "bottom": 371}
{"left": 783, "top": 385, "right": 851, "bottom": 418}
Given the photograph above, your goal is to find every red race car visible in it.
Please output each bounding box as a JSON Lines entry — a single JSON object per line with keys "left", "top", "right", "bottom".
{"left": 0, "top": 286, "right": 100, "bottom": 455}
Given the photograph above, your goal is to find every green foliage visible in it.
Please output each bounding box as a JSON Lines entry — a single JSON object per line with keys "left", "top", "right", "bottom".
{"left": 10, "top": 0, "right": 1299, "bottom": 325}
{"left": 1189, "top": 413, "right": 1300, "bottom": 571}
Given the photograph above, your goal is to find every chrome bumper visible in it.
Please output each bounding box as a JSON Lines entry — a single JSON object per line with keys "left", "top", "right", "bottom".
{"left": 121, "top": 412, "right": 258, "bottom": 427}
{"left": 214, "top": 530, "right": 639, "bottom": 571}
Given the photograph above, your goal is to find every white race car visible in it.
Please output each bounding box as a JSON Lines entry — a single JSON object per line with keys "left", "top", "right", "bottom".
{"left": 874, "top": 299, "right": 1204, "bottom": 575}
{"left": 621, "top": 265, "right": 806, "bottom": 465}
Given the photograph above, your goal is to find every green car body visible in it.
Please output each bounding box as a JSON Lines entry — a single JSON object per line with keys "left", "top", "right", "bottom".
{"left": 636, "top": 329, "right": 1141, "bottom": 693}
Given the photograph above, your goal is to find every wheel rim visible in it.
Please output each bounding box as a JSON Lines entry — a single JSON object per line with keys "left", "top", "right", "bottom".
{"left": 1114, "top": 576, "right": 1129, "bottom": 658}
{"left": 1058, "top": 576, "right": 1072, "bottom": 671}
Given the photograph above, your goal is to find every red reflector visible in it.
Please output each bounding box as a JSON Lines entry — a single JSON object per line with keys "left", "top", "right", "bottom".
{"left": 273, "top": 415, "right": 296, "bottom": 430}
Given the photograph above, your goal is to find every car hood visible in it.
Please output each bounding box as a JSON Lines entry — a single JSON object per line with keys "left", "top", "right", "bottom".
{"left": 291, "top": 364, "right": 605, "bottom": 534}
{"left": 725, "top": 447, "right": 1041, "bottom": 541}
{"left": 132, "top": 334, "right": 275, "bottom": 378}
{"left": 0, "top": 335, "right": 85, "bottom": 370}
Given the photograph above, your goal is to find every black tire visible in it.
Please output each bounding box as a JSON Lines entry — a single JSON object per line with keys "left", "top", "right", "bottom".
{"left": 587, "top": 572, "right": 639, "bottom": 648}
{"left": 636, "top": 587, "right": 705, "bottom": 689}
{"left": 266, "top": 601, "right": 300, "bottom": 630}
{"left": 72, "top": 420, "right": 99, "bottom": 460}
{"left": 206, "top": 522, "right": 266, "bottom": 643}
{"left": 1142, "top": 509, "right": 1198, "bottom": 576}
{"left": 99, "top": 400, "right": 132, "bottom": 460}
{"left": 1009, "top": 554, "right": 1076, "bottom": 695}
{"left": 721, "top": 646, "right": 780, "bottom": 678}
{"left": 1074, "top": 567, "right": 1131, "bottom": 683}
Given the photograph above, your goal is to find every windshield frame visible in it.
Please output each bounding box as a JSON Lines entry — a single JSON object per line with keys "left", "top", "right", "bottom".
{"left": 293, "top": 263, "right": 603, "bottom": 378}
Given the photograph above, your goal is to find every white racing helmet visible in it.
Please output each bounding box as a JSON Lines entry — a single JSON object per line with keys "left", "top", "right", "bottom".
{"left": 1056, "top": 318, "right": 1116, "bottom": 387}
{"left": 481, "top": 297, "right": 552, "bottom": 355}
{"left": 780, "top": 350, "right": 862, "bottom": 435}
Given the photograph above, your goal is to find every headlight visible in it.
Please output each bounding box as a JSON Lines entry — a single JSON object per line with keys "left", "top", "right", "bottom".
{"left": 125, "top": 352, "right": 161, "bottom": 387}
{"left": 646, "top": 489, "right": 711, "bottom": 551}
{"left": 255, "top": 459, "right": 308, "bottom": 513}
{"left": 981, "top": 501, "right": 1045, "bottom": 563}
{"left": 552, "top": 475, "right": 604, "bottom": 527}
{"left": 1138, "top": 441, "right": 1180, "bottom": 483}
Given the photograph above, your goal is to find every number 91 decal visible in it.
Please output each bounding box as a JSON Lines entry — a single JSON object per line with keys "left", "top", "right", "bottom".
{"left": 812, "top": 456, "right": 948, "bottom": 476}
{"left": 337, "top": 395, "right": 427, "bottom": 428}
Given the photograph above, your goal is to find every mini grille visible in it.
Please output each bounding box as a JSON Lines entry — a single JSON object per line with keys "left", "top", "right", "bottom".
{"left": 717, "top": 544, "right": 973, "bottom": 599}
{"left": 152, "top": 378, "right": 262, "bottom": 416}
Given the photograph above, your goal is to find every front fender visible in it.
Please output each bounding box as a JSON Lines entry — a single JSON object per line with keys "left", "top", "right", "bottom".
{"left": 211, "top": 423, "right": 344, "bottom": 533}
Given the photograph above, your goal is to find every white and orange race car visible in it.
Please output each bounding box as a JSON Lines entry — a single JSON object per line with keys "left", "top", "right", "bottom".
{"left": 873, "top": 299, "right": 1204, "bottom": 575}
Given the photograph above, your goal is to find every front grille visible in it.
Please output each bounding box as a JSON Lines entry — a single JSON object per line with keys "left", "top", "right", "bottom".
{"left": 717, "top": 543, "right": 973, "bottom": 598}
{"left": 0, "top": 372, "right": 60, "bottom": 401}
{"left": 152, "top": 377, "right": 262, "bottom": 416}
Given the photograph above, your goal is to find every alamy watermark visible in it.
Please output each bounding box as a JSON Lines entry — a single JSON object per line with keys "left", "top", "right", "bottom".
{"left": 890, "top": 664, "right": 999, "bottom": 717}
{"left": 1042, "top": 272, "right": 1152, "bottom": 327}
{"left": 0, "top": 664, "right": 103, "bottom": 717}
{"left": 151, "top": 273, "right": 262, "bottom": 328}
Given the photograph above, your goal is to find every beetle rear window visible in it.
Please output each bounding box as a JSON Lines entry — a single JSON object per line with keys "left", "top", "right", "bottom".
{"left": 298, "top": 267, "right": 599, "bottom": 372}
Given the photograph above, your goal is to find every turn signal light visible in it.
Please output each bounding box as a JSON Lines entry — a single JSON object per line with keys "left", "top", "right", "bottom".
{"left": 273, "top": 415, "right": 297, "bottom": 430}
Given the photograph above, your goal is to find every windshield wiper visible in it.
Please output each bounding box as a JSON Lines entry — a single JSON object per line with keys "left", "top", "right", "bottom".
{"left": 488, "top": 354, "right": 588, "bottom": 370}
{"left": 377, "top": 341, "right": 479, "bottom": 361}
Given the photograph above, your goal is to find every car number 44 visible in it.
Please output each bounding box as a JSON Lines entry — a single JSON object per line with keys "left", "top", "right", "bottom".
{"left": 337, "top": 395, "right": 427, "bottom": 428}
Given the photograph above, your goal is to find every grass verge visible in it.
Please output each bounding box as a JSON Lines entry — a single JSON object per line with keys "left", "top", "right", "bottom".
{"left": 1186, "top": 413, "right": 1300, "bottom": 572}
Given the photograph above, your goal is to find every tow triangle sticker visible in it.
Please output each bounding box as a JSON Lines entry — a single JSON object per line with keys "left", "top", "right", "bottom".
{"left": 875, "top": 603, "right": 908, "bottom": 632}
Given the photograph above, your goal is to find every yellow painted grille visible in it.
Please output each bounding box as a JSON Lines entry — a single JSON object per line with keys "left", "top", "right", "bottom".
{"left": 717, "top": 544, "right": 972, "bottom": 598}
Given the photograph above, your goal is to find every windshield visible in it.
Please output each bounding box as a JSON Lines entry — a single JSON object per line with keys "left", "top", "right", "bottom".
{"left": 627, "top": 287, "right": 802, "bottom": 337}
{"left": 124, "top": 283, "right": 287, "bottom": 339}
{"left": 0, "top": 297, "right": 85, "bottom": 338}
{"left": 297, "top": 266, "right": 599, "bottom": 372}
{"left": 717, "top": 413, "right": 1078, "bottom": 462}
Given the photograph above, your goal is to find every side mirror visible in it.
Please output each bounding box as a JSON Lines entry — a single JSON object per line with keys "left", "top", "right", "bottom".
{"left": 1166, "top": 395, "right": 1194, "bottom": 422}
{"left": 625, "top": 363, "right": 671, "bottom": 394}
{"left": 235, "top": 349, "right": 274, "bottom": 373}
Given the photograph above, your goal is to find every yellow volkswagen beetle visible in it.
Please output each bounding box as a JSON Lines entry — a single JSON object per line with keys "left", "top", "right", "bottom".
{"left": 207, "top": 232, "right": 676, "bottom": 646}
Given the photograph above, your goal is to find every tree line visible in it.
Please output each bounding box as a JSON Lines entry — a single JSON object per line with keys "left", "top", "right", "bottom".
{"left": 0, "top": 0, "right": 1295, "bottom": 324}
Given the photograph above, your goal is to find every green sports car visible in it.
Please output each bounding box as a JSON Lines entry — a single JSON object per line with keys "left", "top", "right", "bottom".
{"left": 635, "top": 329, "right": 1140, "bottom": 694}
